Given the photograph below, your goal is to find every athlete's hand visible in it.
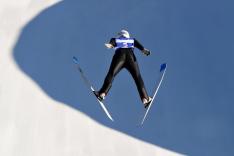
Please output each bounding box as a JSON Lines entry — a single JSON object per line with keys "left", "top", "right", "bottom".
{"left": 142, "top": 48, "right": 151, "bottom": 56}
{"left": 105, "top": 43, "right": 114, "bottom": 49}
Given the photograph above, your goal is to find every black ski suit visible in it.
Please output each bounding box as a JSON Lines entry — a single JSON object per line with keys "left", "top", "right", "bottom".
{"left": 99, "top": 38, "right": 149, "bottom": 100}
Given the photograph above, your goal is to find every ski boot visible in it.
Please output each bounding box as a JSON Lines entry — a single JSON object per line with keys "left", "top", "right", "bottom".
{"left": 93, "top": 91, "right": 105, "bottom": 101}
{"left": 143, "top": 97, "right": 152, "bottom": 108}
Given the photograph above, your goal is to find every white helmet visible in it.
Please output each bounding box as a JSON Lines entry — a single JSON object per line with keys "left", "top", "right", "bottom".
{"left": 117, "top": 29, "right": 130, "bottom": 38}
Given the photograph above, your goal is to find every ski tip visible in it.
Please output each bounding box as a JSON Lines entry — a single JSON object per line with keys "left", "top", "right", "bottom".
{"left": 160, "top": 63, "right": 167, "bottom": 72}
{"left": 73, "top": 56, "right": 78, "bottom": 64}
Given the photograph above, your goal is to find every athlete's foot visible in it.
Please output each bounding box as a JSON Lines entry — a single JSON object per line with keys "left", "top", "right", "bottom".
{"left": 100, "top": 92, "right": 106, "bottom": 100}
{"left": 143, "top": 97, "right": 152, "bottom": 108}
{"left": 94, "top": 91, "right": 106, "bottom": 101}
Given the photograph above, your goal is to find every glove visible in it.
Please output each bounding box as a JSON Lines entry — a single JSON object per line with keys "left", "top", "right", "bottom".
{"left": 105, "top": 43, "right": 114, "bottom": 49}
{"left": 142, "top": 48, "right": 151, "bottom": 56}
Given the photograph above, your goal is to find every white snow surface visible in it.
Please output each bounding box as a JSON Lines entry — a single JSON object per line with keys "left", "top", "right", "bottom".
{"left": 0, "top": 1, "right": 183, "bottom": 155}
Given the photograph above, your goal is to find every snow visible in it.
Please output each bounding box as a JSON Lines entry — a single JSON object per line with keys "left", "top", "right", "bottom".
{"left": 0, "top": 0, "right": 182, "bottom": 156}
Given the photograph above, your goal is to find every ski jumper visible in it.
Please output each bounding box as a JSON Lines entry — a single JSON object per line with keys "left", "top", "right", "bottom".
{"left": 99, "top": 37, "right": 149, "bottom": 100}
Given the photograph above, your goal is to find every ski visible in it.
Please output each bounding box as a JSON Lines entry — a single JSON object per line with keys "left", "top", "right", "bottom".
{"left": 72, "top": 56, "right": 114, "bottom": 122}
{"left": 140, "top": 63, "right": 167, "bottom": 125}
